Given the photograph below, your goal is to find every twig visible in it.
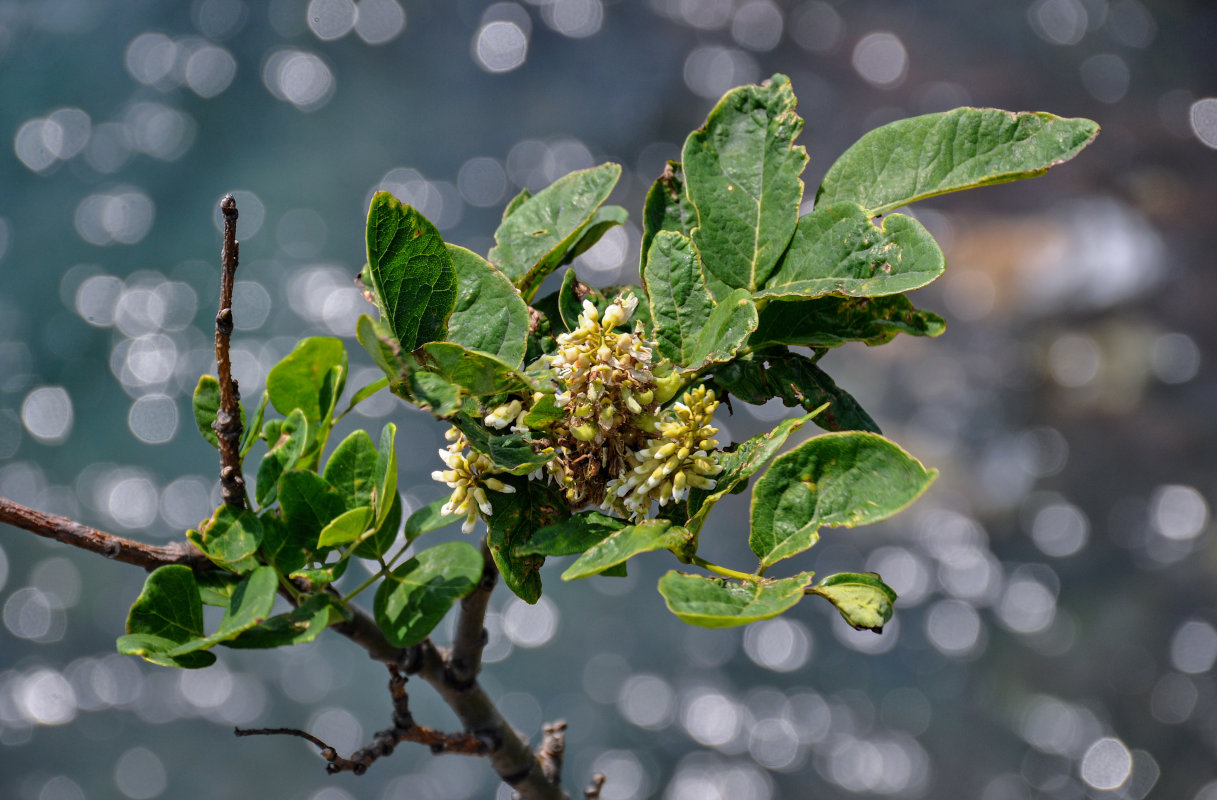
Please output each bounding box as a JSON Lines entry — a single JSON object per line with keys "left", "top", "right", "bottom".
{"left": 411, "top": 640, "right": 570, "bottom": 799}
{"left": 237, "top": 665, "right": 485, "bottom": 775}
{"left": 447, "top": 538, "right": 497, "bottom": 688}
{"left": 538, "top": 720, "right": 567, "bottom": 785}
{"left": 584, "top": 773, "right": 606, "bottom": 800}
{"left": 0, "top": 496, "right": 210, "bottom": 572}
{"left": 214, "top": 193, "right": 246, "bottom": 509}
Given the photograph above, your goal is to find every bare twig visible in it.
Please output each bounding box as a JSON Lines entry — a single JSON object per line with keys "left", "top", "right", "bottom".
{"left": 214, "top": 193, "right": 246, "bottom": 509}
{"left": 584, "top": 773, "right": 606, "bottom": 800}
{"left": 538, "top": 720, "right": 567, "bottom": 785}
{"left": 447, "top": 538, "right": 497, "bottom": 688}
{"left": 0, "top": 496, "right": 210, "bottom": 572}
{"left": 411, "top": 638, "right": 570, "bottom": 799}
{"left": 3, "top": 492, "right": 569, "bottom": 798}
{"left": 237, "top": 665, "right": 485, "bottom": 775}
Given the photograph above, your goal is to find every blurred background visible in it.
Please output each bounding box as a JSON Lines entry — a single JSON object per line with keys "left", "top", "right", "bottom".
{"left": 2, "top": 0, "right": 1216, "bottom": 798}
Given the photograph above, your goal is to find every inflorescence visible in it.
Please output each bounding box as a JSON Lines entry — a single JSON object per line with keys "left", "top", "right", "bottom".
{"left": 431, "top": 292, "right": 722, "bottom": 531}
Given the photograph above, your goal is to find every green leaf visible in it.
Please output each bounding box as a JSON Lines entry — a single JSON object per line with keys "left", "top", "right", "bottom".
{"left": 502, "top": 187, "right": 532, "bottom": 221}
{"left": 419, "top": 342, "right": 536, "bottom": 397}
{"left": 715, "top": 352, "right": 880, "bottom": 434}
{"left": 404, "top": 497, "right": 462, "bottom": 543}
{"left": 757, "top": 203, "right": 944, "bottom": 300}
{"left": 446, "top": 244, "right": 531, "bottom": 368}
{"left": 192, "top": 375, "right": 246, "bottom": 450}
{"left": 365, "top": 191, "right": 458, "bottom": 351}
{"left": 749, "top": 431, "right": 936, "bottom": 567}
{"left": 278, "top": 470, "right": 347, "bottom": 556}
{"left": 317, "top": 506, "right": 374, "bottom": 547}
{"left": 170, "top": 566, "right": 279, "bottom": 654}
{"left": 196, "top": 571, "right": 242, "bottom": 607}
{"left": 198, "top": 505, "right": 263, "bottom": 570}
{"left": 450, "top": 415, "right": 553, "bottom": 475}
{"left": 643, "top": 232, "right": 716, "bottom": 365}
{"left": 324, "top": 430, "right": 379, "bottom": 510}
{"left": 254, "top": 408, "right": 309, "bottom": 507}
{"left": 356, "top": 314, "right": 410, "bottom": 393}
{"left": 373, "top": 541, "right": 484, "bottom": 647}
{"left": 557, "top": 268, "right": 594, "bottom": 333}
{"left": 257, "top": 511, "right": 309, "bottom": 575}
{"left": 765, "top": 354, "right": 880, "bottom": 433}
{"left": 686, "top": 288, "right": 759, "bottom": 370}
{"left": 684, "top": 74, "right": 807, "bottom": 297}
{"left": 515, "top": 511, "right": 626, "bottom": 556}
{"left": 657, "top": 571, "right": 813, "bottom": 628}
{"left": 749, "top": 295, "right": 946, "bottom": 350}
{"left": 266, "top": 337, "right": 349, "bottom": 422}
{"left": 485, "top": 479, "right": 565, "bottom": 603}
{"left": 489, "top": 163, "right": 622, "bottom": 300}
{"left": 685, "top": 410, "right": 820, "bottom": 535}
{"left": 225, "top": 593, "right": 347, "bottom": 649}
{"left": 522, "top": 393, "right": 564, "bottom": 431}
{"left": 563, "top": 521, "right": 688, "bottom": 580}
{"left": 374, "top": 423, "right": 398, "bottom": 530}
{"left": 816, "top": 108, "right": 1100, "bottom": 216}
{"left": 811, "top": 572, "right": 897, "bottom": 632}
{"left": 354, "top": 490, "right": 402, "bottom": 560}
{"left": 641, "top": 161, "right": 697, "bottom": 266}
{"left": 117, "top": 565, "right": 214, "bottom": 668}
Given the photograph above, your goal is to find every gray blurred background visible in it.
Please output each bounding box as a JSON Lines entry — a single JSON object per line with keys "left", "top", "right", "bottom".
{"left": 2, "top": 1, "right": 1216, "bottom": 798}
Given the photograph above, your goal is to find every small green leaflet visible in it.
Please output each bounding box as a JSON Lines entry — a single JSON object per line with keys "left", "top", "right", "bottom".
{"left": 373, "top": 541, "right": 484, "bottom": 647}
{"left": 640, "top": 161, "right": 697, "bottom": 265}
{"left": 489, "top": 163, "right": 622, "bottom": 300}
{"left": 749, "top": 431, "right": 936, "bottom": 568}
{"left": 445, "top": 244, "right": 530, "bottom": 368}
{"left": 365, "top": 191, "right": 458, "bottom": 351}
{"left": 657, "top": 571, "right": 813, "bottom": 628}
{"left": 642, "top": 232, "right": 716, "bottom": 365}
{"left": 816, "top": 108, "right": 1100, "bottom": 216}
{"left": 757, "top": 203, "right": 945, "bottom": 300}
{"left": 516, "top": 511, "right": 626, "bottom": 557}
{"left": 562, "top": 521, "right": 689, "bottom": 580}
{"left": 404, "top": 497, "right": 461, "bottom": 543}
{"left": 265, "top": 337, "right": 349, "bottom": 422}
{"left": 117, "top": 565, "right": 214, "bottom": 669}
{"left": 684, "top": 74, "right": 807, "bottom": 298}
{"left": 811, "top": 572, "right": 897, "bottom": 632}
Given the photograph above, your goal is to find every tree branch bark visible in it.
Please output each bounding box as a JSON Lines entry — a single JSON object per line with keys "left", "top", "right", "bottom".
{"left": 1, "top": 495, "right": 571, "bottom": 800}
{"left": 214, "top": 193, "right": 246, "bottom": 509}
{"left": 446, "top": 537, "right": 496, "bottom": 688}
{"left": 0, "top": 496, "right": 211, "bottom": 571}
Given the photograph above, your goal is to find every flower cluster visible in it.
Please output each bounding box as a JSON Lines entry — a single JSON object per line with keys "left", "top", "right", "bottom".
{"left": 606, "top": 385, "right": 722, "bottom": 520}
{"left": 431, "top": 428, "right": 515, "bottom": 534}
{"left": 430, "top": 291, "right": 724, "bottom": 532}
{"left": 544, "top": 293, "right": 660, "bottom": 507}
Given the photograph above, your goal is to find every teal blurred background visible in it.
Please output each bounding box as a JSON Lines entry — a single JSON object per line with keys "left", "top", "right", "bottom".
{"left": 2, "top": 1, "right": 1216, "bottom": 798}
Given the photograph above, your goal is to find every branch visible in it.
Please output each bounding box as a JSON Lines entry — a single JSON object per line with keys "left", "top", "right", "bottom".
{"left": 538, "top": 720, "right": 567, "bottom": 785}
{"left": 0, "top": 496, "right": 210, "bottom": 572}
{"left": 446, "top": 538, "right": 496, "bottom": 688}
{"left": 237, "top": 665, "right": 485, "bottom": 774}
{"left": 214, "top": 193, "right": 246, "bottom": 509}
{"left": 584, "top": 773, "right": 606, "bottom": 800}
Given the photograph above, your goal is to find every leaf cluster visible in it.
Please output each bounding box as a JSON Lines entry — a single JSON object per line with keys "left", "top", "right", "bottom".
{"left": 120, "top": 75, "right": 1097, "bottom": 665}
